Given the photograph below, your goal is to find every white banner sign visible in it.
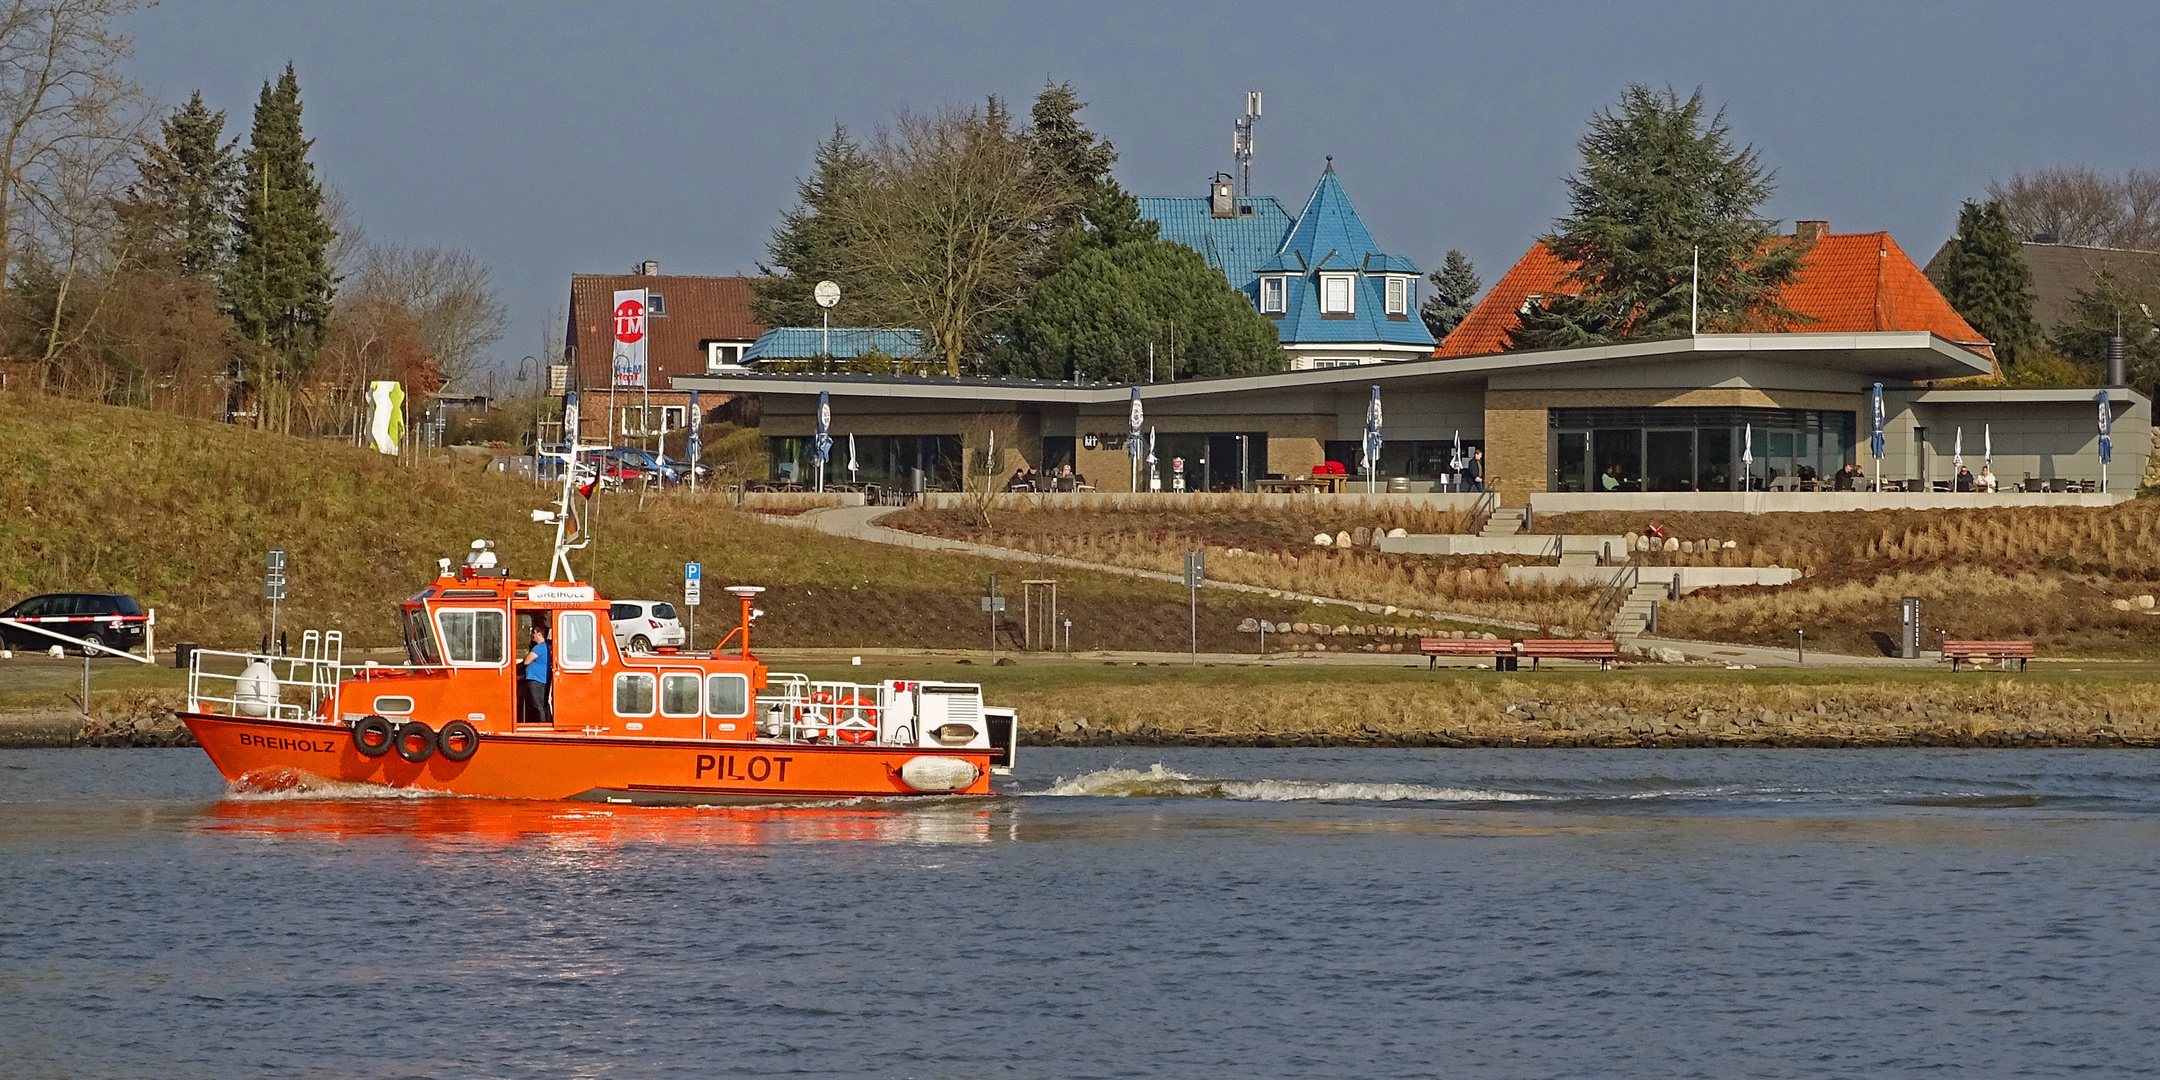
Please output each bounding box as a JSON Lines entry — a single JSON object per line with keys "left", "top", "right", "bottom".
{"left": 612, "top": 288, "right": 648, "bottom": 388}
{"left": 527, "top": 585, "right": 596, "bottom": 603}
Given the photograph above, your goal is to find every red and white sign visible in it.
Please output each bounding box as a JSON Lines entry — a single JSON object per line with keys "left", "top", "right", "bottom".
{"left": 611, "top": 288, "right": 648, "bottom": 388}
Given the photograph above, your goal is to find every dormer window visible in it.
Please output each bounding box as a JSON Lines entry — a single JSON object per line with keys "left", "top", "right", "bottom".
{"left": 1320, "top": 274, "right": 1355, "bottom": 315}
{"left": 1259, "top": 276, "right": 1286, "bottom": 314}
{"left": 1385, "top": 276, "right": 1408, "bottom": 316}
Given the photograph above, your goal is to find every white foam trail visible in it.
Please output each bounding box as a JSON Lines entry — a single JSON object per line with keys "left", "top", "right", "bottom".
{"left": 223, "top": 769, "right": 455, "bottom": 802}
{"left": 1034, "top": 764, "right": 1544, "bottom": 803}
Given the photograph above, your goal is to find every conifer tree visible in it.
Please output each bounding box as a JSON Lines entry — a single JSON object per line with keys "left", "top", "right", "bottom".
{"left": 123, "top": 91, "right": 239, "bottom": 278}
{"left": 753, "top": 125, "right": 874, "bottom": 331}
{"left": 1515, "top": 85, "right": 1804, "bottom": 348}
{"left": 2049, "top": 268, "right": 2159, "bottom": 394}
{"left": 1939, "top": 199, "right": 2041, "bottom": 371}
{"left": 1419, "top": 249, "right": 1480, "bottom": 340}
{"left": 226, "top": 64, "right": 336, "bottom": 429}
{"left": 1026, "top": 82, "right": 1154, "bottom": 260}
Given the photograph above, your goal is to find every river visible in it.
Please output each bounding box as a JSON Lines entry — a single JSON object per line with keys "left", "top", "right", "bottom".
{"left": 4, "top": 747, "right": 2158, "bottom": 1078}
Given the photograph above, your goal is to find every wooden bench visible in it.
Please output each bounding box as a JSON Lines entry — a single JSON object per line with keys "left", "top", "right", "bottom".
{"left": 1942, "top": 640, "right": 2034, "bottom": 672}
{"left": 1519, "top": 638, "right": 1621, "bottom": 671}
{"left": 1421, "top": 637, "right": 1516, "bottom": 670}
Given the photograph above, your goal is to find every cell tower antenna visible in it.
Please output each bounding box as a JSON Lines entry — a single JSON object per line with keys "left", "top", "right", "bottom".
{"left": 1233, "top": 91, "right": 1261, "bottom": 196}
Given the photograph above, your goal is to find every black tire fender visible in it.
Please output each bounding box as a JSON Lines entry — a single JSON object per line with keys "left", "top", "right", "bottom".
{"left": 437, "top": 719, "right": 480, "bottom": 762}
{"left": 353, "top": 715, "right": 395, "bottom": 757}
{"left": 394, "top": 720, "right": 436, "bottom": 763}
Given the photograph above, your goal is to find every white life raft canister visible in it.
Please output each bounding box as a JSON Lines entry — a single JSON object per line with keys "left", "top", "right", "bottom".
{"left": 234, "top": 660, "right": 280, "bottom": 717}
{"left": 897, "top": 755, "right": 981, "bottom": 793}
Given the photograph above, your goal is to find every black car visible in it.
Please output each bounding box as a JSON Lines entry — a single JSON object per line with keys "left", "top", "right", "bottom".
{"left": 0, "top": 593, "right": 147, "bottom": 654}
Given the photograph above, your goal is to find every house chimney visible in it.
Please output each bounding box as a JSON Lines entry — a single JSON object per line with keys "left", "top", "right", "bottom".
{"left": 1794, "top": 221, "right": 1827, "bottom": 243}
{"left": 1210, "top": 176, "right": 1235, "bottom": 219}
{"left": 637, "top": 260, "right": 659, "bottom": 276}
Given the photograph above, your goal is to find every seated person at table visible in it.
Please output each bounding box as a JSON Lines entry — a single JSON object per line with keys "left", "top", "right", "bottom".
{"left": 1955, "top": 465, "right": 1974, "bottom": 492}
{"left": 1006, "top": 467, "right": 1031, "bottom": 491}
{"left": 1978, "top": 464, "right": 1998, "bottom": 492}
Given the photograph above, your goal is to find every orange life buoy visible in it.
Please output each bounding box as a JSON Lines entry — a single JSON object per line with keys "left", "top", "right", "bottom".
{"left": 834, "top": 694, "right": 878, "bottom": 742}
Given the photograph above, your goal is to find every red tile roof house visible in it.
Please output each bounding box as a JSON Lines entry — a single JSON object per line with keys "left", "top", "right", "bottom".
{"left": 1440, "top": 223, "right": 1994, "bottom": 361}
{"left": 565, "top": 267, "right": 765, "bottom": 449}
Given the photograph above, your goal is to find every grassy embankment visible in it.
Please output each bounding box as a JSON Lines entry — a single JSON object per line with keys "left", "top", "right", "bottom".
{"left": 891, "top": 499, "right": 2160, "bottom": 658}
{"left": 0, "top": 393, "right": 1343, "bottom": 661}
{"left": 1537, "top": 507, "right": 2160, "bottom": 657}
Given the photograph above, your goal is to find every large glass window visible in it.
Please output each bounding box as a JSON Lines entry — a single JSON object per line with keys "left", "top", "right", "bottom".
{"left": 770, "top": 434, "right": 961, "bottom": 488}
{"left": 707, "top": 673, "right": 751, "bottom": 718}
{"left": 435, "top": 608, "right": 506, "bottom": 665}
{"left": 559, "top": 611, "right": 598, "bottom": 669}
{"left": 1551, "top": 408, "right": 1856, "bottom": 493}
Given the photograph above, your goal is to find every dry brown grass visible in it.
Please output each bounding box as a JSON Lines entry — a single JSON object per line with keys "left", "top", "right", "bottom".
{"left": 890, "top": 504, "right": 1602, "bottom": 633}
{"left": 1542, "top": 504, "right": 2160, "bottom": 656}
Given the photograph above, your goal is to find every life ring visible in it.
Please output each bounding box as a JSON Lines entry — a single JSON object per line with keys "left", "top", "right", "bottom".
{"left": 437, "top": 719, "right": 480, "bottom": 762}
{"left": 395, "top": 720, "right": 437, "bottom": 763}
{"left": 352, "top": 715, "right": 394, "bottom": 757}
{"left": 834, "top": 694, "right": 879, "bottom": 742}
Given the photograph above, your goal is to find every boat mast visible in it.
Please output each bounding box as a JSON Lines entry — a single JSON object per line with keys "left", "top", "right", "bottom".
{"left": 540, "top": 388, "right": 595, "bottom": 582}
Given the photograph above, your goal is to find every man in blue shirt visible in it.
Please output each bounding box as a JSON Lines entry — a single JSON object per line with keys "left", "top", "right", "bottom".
{"left": 520, "top": 622, "right": 552, "bottom": 726}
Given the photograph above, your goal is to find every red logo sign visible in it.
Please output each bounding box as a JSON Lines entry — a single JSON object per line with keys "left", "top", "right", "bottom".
{"left": 614, "top": 299, "right": 646, "bottom": 343}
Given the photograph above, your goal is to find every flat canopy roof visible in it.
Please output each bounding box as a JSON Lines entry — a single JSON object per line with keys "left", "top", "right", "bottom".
{"left": 671, "top": 331, "right": 1995, "bottom": 404}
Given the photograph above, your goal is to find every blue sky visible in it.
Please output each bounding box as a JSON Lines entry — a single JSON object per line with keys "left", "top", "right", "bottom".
{"left": 128, "top": 1, "right": 2160, "bottom": 376}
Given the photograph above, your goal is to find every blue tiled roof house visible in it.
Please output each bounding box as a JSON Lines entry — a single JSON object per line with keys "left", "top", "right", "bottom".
{"left": 1140, "top": 164, "right": 1434, "bottom": 370}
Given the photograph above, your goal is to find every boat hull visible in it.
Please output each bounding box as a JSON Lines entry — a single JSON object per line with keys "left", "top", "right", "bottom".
{"left": 181, "top": 712, "right": 996, "bottom": 803}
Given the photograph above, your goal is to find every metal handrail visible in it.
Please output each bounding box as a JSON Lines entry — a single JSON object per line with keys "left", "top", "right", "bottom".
{"left": 1467, "top": 488, "right": 1500, "bottom": 534}
{"left": 1593, "top": 556, "right": 1641, "bottom": 615}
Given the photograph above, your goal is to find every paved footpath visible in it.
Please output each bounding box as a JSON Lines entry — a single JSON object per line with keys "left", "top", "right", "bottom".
{"left": 769, "top": 505, "right": 1916, "bottom": 669}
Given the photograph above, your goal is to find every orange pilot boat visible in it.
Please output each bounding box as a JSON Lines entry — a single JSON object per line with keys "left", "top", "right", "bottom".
{"left": 180, "top": 396, "right": 1013, "bottom": 804}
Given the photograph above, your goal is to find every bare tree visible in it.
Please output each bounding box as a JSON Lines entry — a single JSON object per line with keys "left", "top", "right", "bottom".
{"left": 831, "top": 101, "right": 1072, "bottom": 375}
{"left": 0, "top": 0, "right": 143, "bottom": 290}
{"left": 347, "top": 242, "right": 507, "bottom": 389}
{"left": 1990, "top": 166, "right": 2160, "bottom": 250}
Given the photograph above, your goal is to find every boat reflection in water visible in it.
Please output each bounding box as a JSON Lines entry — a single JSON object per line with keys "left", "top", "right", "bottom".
{"left": 197, "top": 768, "right": 1001, "bottom": 848}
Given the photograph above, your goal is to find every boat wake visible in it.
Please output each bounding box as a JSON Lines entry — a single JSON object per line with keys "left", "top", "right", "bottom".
{"left": 1034, "top": 764, "right": 1544, "bottom": 803}
{"left": 224, "top": 768, "right": 454, "bottom": 802}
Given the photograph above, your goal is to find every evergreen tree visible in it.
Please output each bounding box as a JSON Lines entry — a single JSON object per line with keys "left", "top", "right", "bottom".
{"left": 1507, "top": 294, "right": 1617, "bottom": 351}
{"left": 123, "top": 92, "right": 240, "bottom": 278}
{"left": 753, "top": 125, "right": 874, "bottom": 330}
{"left": 226, "top": 64, "right": 337, "bottom": 430}
{"left": 1026, "top": 82, "right": 1155, "bottom": 260}
{"left": 994, "top": 238, "right": 1282, "bottom": 381}
{"left": 1517, "top": 84, "right": 1805, "bottom": 349}
{"left": 1939, "top": 199, "right": 2042, "bottom": 371}
{"left": 1419, "top": 249, "right": 1480, "bottom": 340}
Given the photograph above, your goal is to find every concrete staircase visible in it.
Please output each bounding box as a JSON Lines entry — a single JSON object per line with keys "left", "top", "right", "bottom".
{"left": 1609, "top": 580, "right": 1671, "bottom": 638}
{"left": 1480, "top": 507, "right": 1526, "bottom": 537}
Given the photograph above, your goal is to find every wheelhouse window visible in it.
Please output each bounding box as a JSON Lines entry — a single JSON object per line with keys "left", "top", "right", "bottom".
{"left": 1385, "top": 276, "right": 1408, "bottom": 315}
{"left": 1260, "top": 276, "right": 1286, "bottom": 313}
{"left": 435, "top": 608, "right": 506, "bottom": 665}
{"left": 558, "top": 611, "right": 599, "bottom": 669}
{"left": 1321, "top": 274, "right": 1354, "bottom": 314}
{"left": 401, "top": 605, "right": 443, "bottom": 666}
{"left": 660, "top": 673, "right": 701, "bottom": 717}
{"left": 707, "top": 673, "right": 751, "bottom": 717}
{"left": 614, "top": 672, "right": 656, "bottom": 716}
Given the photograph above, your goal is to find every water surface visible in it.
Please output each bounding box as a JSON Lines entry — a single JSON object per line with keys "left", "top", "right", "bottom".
{"left": 4, "top": 748, "right": 2158, "bottom": 1078}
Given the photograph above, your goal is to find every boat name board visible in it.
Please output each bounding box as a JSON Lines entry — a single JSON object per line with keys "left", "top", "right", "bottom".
{"left": 526, "top": 585, "right": 597, "bottom": 604}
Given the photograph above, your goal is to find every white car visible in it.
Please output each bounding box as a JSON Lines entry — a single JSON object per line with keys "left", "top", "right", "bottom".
{"left": 610, "top": 600, "right": 688, "bottom": 653}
